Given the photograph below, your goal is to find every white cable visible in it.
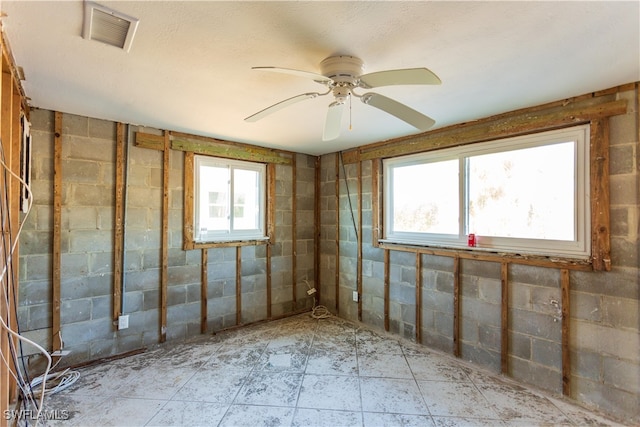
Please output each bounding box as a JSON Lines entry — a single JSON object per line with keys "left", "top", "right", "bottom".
{"left": 302, "top": 279, "right": 332, "bottom": 319}
{"left": 0, "top": 151, "right": 33, "bottom": 284}
{"left": 30, "top": 368, "right": 80, "bottom": 397}
{"left": 0, "top": 137, "right": 52, "bottom": 424}
{"left": 311, "top": 304, "right": 332, "bottom": 319}
{"left": 0, "top": 314, "right": 51, "bottom": 423}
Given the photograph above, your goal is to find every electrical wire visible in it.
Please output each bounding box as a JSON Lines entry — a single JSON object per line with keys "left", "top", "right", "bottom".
{"left": 30, "top": 368, "right": 79, "bottom": 397}
{"left": 339, "top": 151, "right": 359, "bottom": 240}
{"left": 0, "top": 134, "right": 53, "bottom": 425}
{"left": 302, "top": 279, "right": 332, "bottom": 319}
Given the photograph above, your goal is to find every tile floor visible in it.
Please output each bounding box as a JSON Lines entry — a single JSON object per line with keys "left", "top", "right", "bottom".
{"left": 39, "top": 314, "right": 623, "bottom": 427}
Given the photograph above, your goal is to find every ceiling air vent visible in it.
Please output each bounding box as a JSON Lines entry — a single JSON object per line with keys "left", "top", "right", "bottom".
{"left": 83, "top": 2, "right": 139, "bottom": 52}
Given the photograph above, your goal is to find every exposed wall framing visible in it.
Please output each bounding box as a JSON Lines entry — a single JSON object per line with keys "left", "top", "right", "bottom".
{"left": 148, "top": 133, "right": 307, "bottom": 329}
{"left": 334, "top": 154, "right": 340, "bottom": 314}
{"left": 0, "top": 40, "right": 27, "bottom": 421}
{"left": 160, "top": 131, "right": 170, "bottom": 343}
{"left": 291, "top": 155, "right": 297, "bottom": 310}
{"left": 327, "top": 84, "right": 633, "bottom": 403}
{"left": 112, "top": 123, "right": 125, "bottom": 326}
{"left": 51, "top": 112, "right": 62, "bottom": 353}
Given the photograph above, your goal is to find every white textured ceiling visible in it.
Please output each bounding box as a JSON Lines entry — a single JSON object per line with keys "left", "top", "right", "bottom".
{"left": 2, "top": 1, "right": 639, "bottom": 155}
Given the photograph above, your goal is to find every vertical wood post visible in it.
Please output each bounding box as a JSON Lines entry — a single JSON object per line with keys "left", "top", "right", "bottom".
{"left": 236, "top": 246, "right": 242, "bottom": 325}
{"left": 357, "top": 161, "right": 363, "bottom": 322}
{"left": 291, "top": 155, "right": 297, "bottom": 309}
{"left": 335, "top": 154, "right": 340, "bottom": 314}
{"left": 371, "top": 159, "right": 380, "bottom": 245}
{"left": 314, "top": 156, "right": 321, "bottom": 304}
{"left": 112, "top": 123, "right": 125, "bottom": 326}
{"left": 453, "top": 256, "right": 460, "bottom": 357}
{"left": 266, "top": 163, "right": 275, "bottom": 318}
{"left": 561, "top": 268, "right": 571, "bottom": 396}
{"left": 501, "top": 261, "right": 509, "bottom": 374}
{"left": 159, "top": 131, "right": 170, "bottom": 343}
{"left": 201, "top": 249, "right": 208, "bottom": 333}
{"left": 266, "top": 243, "right": 272, "bottom": 319}
{"left": 590, "top": 119, "right": 611, "bottom": 271}
{"left": 52, "top": 111, "right": 62, "bottom": 353}
{"left": 415, "top": 252, "right": 422, "bottom": 344}
{"left": 384, "top": 249, "right": 390, "bottom": 331}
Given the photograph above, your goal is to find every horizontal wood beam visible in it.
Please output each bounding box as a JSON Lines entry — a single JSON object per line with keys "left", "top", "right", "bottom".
{"left": 135, "top": 131, "right": 293, "bottom": 165}
{"left": 377, "top": 242, "right": 593, "bottom": 271}
{"left": 343, "top": 96, "right": 627, "bottom": 163}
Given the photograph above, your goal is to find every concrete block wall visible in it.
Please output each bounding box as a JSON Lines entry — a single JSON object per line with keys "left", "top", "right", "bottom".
{"left": 19, "top": 109, "right": 317, "bottom": 366}
{"left": 566, "top": 88, "right": 639, "bottom": 419}
{"left": 318, "top": 87, "right": 639, "bottom": 423}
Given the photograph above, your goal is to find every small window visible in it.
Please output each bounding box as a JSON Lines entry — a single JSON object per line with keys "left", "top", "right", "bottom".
{"left": 194, "top": 155, "right": 266, "bottom": 243}
{"left": 383, "top": 125, "right": 590, "bottom": 259}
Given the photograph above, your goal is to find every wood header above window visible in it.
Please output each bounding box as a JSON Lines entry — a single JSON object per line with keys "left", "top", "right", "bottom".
{"left": 351, "top": 83, "right": 635, "bottom": 272}
{"left": 341, "top": 86, "right": 630, "bottom": 164}
{"left": 135, "top": 130, "right": 293, "bottom": 165}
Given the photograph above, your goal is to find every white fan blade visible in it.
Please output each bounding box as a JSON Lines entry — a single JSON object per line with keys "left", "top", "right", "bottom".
{"left": 245, "top": 92, "right": 321, "bottom": 122}
{"left": 252, "top": 66, "right": 332, "bottom": 84}
{"left": 361, "top": 93, "right": 435, "bottom": 131}
{"left": 359, "top": 68, "right": 441, "bottom": 88}
{"left": 323, "top": 102, "right": 344, "bottom": 141}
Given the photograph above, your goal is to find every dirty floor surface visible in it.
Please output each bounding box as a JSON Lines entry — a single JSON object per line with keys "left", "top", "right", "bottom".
{"left": 39, "top": 314, "right": 623, "bottom": 426}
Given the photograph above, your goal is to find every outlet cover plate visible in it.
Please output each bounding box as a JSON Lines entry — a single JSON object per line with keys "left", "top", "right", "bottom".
{"left": 118, "top": 314, "right": 129, "bottom": 330}
{"left": 352, "top": 291, "right": 358, "bottom": 302}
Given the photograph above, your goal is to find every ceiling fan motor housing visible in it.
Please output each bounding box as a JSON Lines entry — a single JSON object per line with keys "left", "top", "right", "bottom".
{"left": 320, "top": 55, "right": 364, "bottom": 85}
{"left": 321, "top": 55, "right": 365, "bottom": 103}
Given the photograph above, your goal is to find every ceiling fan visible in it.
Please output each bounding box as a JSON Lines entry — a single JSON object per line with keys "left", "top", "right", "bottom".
{"left": 244, "top": 55, "right": 441, "bottom": 141}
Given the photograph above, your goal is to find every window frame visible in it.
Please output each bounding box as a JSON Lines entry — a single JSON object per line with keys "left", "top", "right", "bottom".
{"left": 382, "top": 125, "right": 591, "bottom": 259}
{"left": 192, "top": 155, "right": 268, "bottom": 244}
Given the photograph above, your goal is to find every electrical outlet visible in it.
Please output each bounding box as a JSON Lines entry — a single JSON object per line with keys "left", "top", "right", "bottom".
{"left": 352, "top": 291, "right": 359, "bottom": 302}
{"left": 307, "top": 287, "right": 316, "bottom": 295}
{"left": 118, "top": 314, "right": 129, "bottom": 330}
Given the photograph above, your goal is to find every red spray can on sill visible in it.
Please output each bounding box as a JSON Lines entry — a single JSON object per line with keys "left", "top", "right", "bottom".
{"left": 467, "top": 233, "right": 476, "bottom": 247}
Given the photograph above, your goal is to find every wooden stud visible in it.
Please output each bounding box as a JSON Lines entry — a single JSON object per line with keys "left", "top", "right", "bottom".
{"left": 384, "top": 249, "right": 390, "bottom": 331}
{"left": 112, "top": 123, "right": 125, "bottom": 326}
{"left": 371, "top": 159, "right": 381, "bottom": 246}
{"left": 561, "top": 268, "right": 571, "bottom": 396}
{"left": 183, "top": 152, "right": 195, "bottom": 249}
{"left": 335, "top": 154, "right": 340, "bottom": 314}
{"left": 267, "top": 163, "right": 276, "bottom": 244}
{"left": 52, "top": 111, "right": 62, "bottom": 353}
{"left": 0, "top": 72, "right": 8, "bottom": 418}
{"left": 0, "top": 67, "right": 22, "bottom": 404}
{"left": 453, "top": 256, "right": 460, "bottom": 358}
{"left": 159, "top": 131, "right": 170, "bottom": 343}
{"left": 8, "top": 79, "right": 20, "bottom": 404}
{"left": 415, "top": 252, "right": 422, "bottom": 344}
{"left": 266, "top": 243, "right": 272, "bottom": 319}
{"left": 501, "top": 262, "right": 509, "bottom": 374}
{"left": 236, "top": 246, "right": 242, "bottom": 325}
{"left": 201, "top": 249, "right": 208, "bottom": 333}
{"left": 314, "top": 156, "right": 321, "bottom": 304}
{"left": 291, "top": 155, "right": 297, "bottom": 310}
{"left": 590, "top": 119, "right": 612, "bottom": 271}
{"left": 266, "top": 163, "right": 276, "bottom": 319}
{"left": 357, "top": 161, "right": 363, "bottom": 322}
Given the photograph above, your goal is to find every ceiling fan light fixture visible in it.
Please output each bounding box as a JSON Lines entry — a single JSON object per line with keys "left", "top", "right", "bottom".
{"left": 83, "top": 1, "right": 139, "bottom": 52}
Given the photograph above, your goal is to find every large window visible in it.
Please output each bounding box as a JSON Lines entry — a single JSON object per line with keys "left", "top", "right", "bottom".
{"left": 194, "top": 155, "right": 266, "bottom": 243}
{"left": 383, "top": 125, "right": 590, "bottom": 258}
